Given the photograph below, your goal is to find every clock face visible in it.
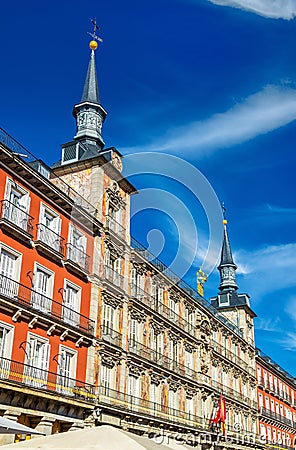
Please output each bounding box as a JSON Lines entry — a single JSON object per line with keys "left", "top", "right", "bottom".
{"left": 112, "top": 154, "right": 123, "bottom": 172}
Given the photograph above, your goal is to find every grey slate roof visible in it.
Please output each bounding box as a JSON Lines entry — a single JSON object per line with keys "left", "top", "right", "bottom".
{"left": 81, "top": 50, "right": 100, "bottom": 104}
{"left": 219, "top": 225, "right": 237, "bottom": 268}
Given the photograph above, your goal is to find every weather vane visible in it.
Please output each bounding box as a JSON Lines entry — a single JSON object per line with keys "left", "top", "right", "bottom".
{"left": 222, "top": 202, "right": 227, "bottom": 225}
{"left": 87, "top": 18, "right": 103, "bottom": 51}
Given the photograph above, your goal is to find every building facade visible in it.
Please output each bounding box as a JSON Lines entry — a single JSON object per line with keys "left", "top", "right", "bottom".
{"left": 256, "top": 349, "right": 296, "bottom": 449}
{"left": 0, "top": 34, "right": 295, "bottom": 450}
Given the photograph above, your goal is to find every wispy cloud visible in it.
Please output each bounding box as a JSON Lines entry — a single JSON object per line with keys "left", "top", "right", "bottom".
{"left": 234, "top": 243, "right": 296, "bottom": 299}
{"left": 208, "top": 0, "right": 296, "bottom": 20}
{"left": 123, "top": 85, "right": 296, "bottom": 157}
{"left": 256, "top": 317, "right": 281, "bottom": 332}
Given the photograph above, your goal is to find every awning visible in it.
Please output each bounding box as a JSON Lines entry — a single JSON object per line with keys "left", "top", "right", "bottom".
{"left": 0, "top": 416, "right": 45, "bottom": 435}
{"left": 1, "top": 424, "right": 196, "bottom": 449}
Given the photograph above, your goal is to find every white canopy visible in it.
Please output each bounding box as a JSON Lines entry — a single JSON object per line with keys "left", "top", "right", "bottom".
{"left": 1, "top": 424, "right": 193, "bottom": 449}
{"left": 0, "top": 417, "right": 44, "bottom": 435}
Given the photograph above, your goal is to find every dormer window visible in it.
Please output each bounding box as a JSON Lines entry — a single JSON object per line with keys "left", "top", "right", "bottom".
{"left": 218, "top": 293, "right": 230, "bottom": 307}
{"left": 61, "top": 142, "right": 85, "bottom": 165}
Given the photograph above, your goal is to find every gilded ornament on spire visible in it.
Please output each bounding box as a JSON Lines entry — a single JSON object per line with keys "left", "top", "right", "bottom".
{"left": 88, "top": 18, "right": 103, "bottom": 51}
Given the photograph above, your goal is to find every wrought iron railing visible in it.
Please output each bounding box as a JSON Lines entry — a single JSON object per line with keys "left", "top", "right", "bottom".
{"left": 129, "top": 283, "right": 195, "bottom": 338}
{"left": 0, "top": 357, "right": 95, "bottom": 402}
{"left": 0, "top": 126, "right": 97, "bottom": 217}
{"left": 104, "top": 266, "right": 124, "bottom": 290}
{"left": 0, "top": 274, "right": 94, "bottom": 335}
{"left": 257, "top": 376, "right": 293, "bottom": 403}
{"left": 0, "top": 200, "right": 34, "bottom": 235}
{"left": 259, "top": 407, "right": 293, "bottom": 427}
{"left": 128, "top": 339, "right": 199, "bottom": 381}
{"left": 100, "top": 324, "right": 122, "bottom": 347}
{"left": 65, "top": 243, "right": 90, "bottom": 273}
{"left": 105, "top": 215, "right": 126, "bottom": 240}
{"left": 36, "top": 223, "right": 65, "bottom": 254}
{"left": 212, "top": 380, "right": 257, "bottom": 409}
{"left": 98, "top": 385, "right": 205, "bottom": 429}
{"left": 211, "top": 341, "right": 255, "bottom": 376}
{"left": 130, "top": 236, "right": 243, "bottom": 339}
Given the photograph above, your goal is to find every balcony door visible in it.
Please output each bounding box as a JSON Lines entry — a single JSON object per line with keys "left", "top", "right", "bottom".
{"left": 31, "top": 266, "right": 53, "bottom": 313}
{"left": 63, "top": 282, "right": 80, "bottom": 327}
{"left": 0, "top": 248, "right": 18, "bottom": 298}
{"left": 57, "top": 347, "right": 76, "bottom": 395}
{"left": 39, "top": 205, "right": 61, "bottom": 251}
{"left": 24, "top": 335, "right": 50, "bottom": 388}
{"left": 4, "top": 180, "right": 30, "bottom": 230}
{"left": 0, "top": 322, "right": 13, "bottom": 378}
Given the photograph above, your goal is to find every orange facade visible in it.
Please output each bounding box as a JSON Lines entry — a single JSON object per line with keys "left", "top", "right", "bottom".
{"left": 0, "top": 156, "right": 95, "bottom": 393}
{"left": 256, "top": 352, "right": 296, "bottom": 449}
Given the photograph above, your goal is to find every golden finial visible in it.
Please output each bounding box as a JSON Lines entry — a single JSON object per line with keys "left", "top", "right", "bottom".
{"left": 88, "top": 18, "right": 103, "bottom": 51}
{"left": 197, "top": 268, "right": 208, "bottom": 297}
{"left": 222, "top": 202, "right": 228, "bottom": 225}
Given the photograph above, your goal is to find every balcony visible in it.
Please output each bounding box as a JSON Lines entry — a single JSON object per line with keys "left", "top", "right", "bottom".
{"left": 0, "top": 357, "right": 95, "bottom": 403}
{"left": 212, "top": 380, "right": 256, "bottom": 409}
{"left": 0, "top": 274, "right": 95, "bottom": 335}
{"left": 211, "top": 341, "right": 254, "bottom": 376}
{"left": 64, "top": 243, "right": 90, "bottom": 277}
{"left": 129, "top": 283, "right": 196, "bottom": 339}
{"left": 98, "top": 386, "right": 205, "bottom": 430}
{"left": 259, "top": 407, "right": 294, "bottom": 427}
{"left": 128, "top": 339, "right": 199, "bottom": 382}
{"left": 104, "top": 266, "right": 124, "bottom": 291}
{"left": 105, "top": 215, "right": 126, "bottom": 242}
{"left": 34, "top": 223, "right": 65, "bottom": 262}
{"left": 0, "top": 199, "right": 34, "bottom": 242}
{"left": 100, "top": 325, "right": 122, "bottom": 347}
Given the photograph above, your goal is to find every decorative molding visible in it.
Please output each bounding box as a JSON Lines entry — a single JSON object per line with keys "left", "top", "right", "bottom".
{"left": 150, "top": 320, "right": 166, "bottom": 335}
{"left": 106, "top": 182, "right": 125, "bottom": 211}
{"left": 150, "top": 372, "right": 163, "bottom": 386}
{"left": 126, "top": 362, "right": 145, "bottom": 378}
{"left": 100, "top": 352, "right": 121, "bottom": 368}
{"left": 102, "top": 291, "right": 122, "bottom": 309}
{"left": 129, "top": 305, "right": 147, "bottom": 323}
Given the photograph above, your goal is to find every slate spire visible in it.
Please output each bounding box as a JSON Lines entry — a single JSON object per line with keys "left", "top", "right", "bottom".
{"left": 218, "top": 205, "right": 238, "bottom": 293}
{"left": 81, "top": 49, "right": 100, "bottom": 104}
{"left": 72, "top": 27, "right": 107, "bottom": 149}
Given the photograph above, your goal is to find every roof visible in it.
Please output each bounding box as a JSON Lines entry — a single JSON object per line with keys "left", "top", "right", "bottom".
{"left": 81, "top": 50, "right": 100, "bottom": 104}
{"left": 219, "top": 225, "right": 237, "bottom": 268}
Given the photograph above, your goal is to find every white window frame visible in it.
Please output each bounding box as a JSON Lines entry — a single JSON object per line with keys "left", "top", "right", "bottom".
{"left": 0, "top": 321, "right": 14, "bottom": 376}
{"left": 0, "top": 242, "right": 22, "bottom": 282}
{"left": 62, "top": 280, "right": 81, "bottom": 327}
{"left": 24, "top": 332, "right": 50, "bottom": 388}
{"left": 57, "top": 345, "right": 77, "bottom": 394}
{"left": 32, "top": 263, "right": 54, "bottom": 313}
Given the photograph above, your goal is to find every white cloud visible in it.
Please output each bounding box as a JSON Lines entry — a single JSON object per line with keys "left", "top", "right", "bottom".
{"left": 208, "top": 0, "right": 296, "bottom": 20}
{"left": 234, "top": 243, "right": 296, "bottom": 299}
{"left": 124, "top": 85, "right": 296, "bottom": 157}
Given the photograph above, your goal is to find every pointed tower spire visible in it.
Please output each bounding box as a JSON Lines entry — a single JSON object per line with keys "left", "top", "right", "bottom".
{"left": 218, "top": 204, "right": 238, "bottom": 293}
{"left": 81, "top": 50, "right": 100, "bottom": 103}
{"left": 72, "top": 20, "right": 107, "bottom": 149}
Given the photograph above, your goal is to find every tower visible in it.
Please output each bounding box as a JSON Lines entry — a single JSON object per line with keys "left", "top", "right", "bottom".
{"left": 59, "top": 27, "right": 107, "bottom": 166}
{"left": 210, "top": 208, "right": 256, "bottom": 344}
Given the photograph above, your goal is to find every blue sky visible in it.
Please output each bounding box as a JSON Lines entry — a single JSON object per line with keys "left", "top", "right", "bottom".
{"left": 1, "top": 0, "right": 296, "bottom": 374}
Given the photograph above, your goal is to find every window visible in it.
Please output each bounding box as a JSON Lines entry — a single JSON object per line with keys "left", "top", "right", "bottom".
{"left": 129, "top": 318, "right": 137, "bottom": 345}
{"left": 3, "top": 179, "right": 30, "bottom": 230}
{"left": 24, "top": 333, "right": 50, "bottom": 388}
{"left": 0, "top": 321, "right": 14, "bottom": 376}
{"left": 63, "top": 281, "right": 81, "bottom": 327}
{"left": 57, "top": 346, "right": 77, "bottom": 394}
{"left": 100, "top": 365, "right": 114, "bottom": 392}
{"left": 258, "top": 393, "right": 263, "bottom": 408}
{"left": 38, "top": 204, "right": 61, "bottom": 251}
{"left": 31, "top": 264, "right": 53, "bottom": 313}
{"left": 0, "top": 244, "right": 22, "bottom": 297}
{"left": 67, "top": 225, "right": 87, "bottom": 267}
{"left": 127, "top": 375, "right": 140, "bottom": 403}
{"left": 102, "top": 304, "right": 115, "bottom": 336}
